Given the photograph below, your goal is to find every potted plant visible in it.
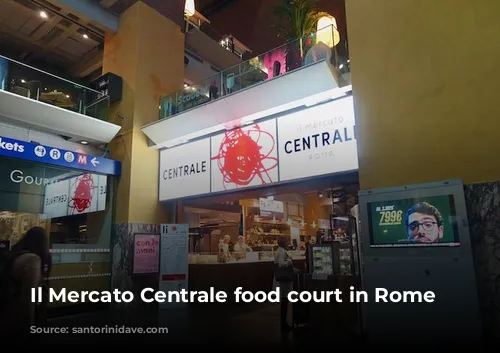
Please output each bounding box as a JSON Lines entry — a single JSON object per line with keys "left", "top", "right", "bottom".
{"left": 272, "top": 0, "right": 328, "bottom": 66}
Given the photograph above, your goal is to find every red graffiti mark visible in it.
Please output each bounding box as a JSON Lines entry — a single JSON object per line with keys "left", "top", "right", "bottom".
{"left": 212, "top": 124, "right": 278, "bottom": 189}
{"left": 68, "top": 174, "right": 94, "bottom": 214}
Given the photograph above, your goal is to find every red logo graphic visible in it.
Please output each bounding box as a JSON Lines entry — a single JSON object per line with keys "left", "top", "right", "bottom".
{"left": 68, "top": 174, "right": 94, "bottom": 214}
{"left": 77, "top": 154, "right": 87, "bottom": 165}
{"left": 212, "top": 124, "right": 277, "bottom": 190}
{"left": 172, "top": 225, "right": 177, "bottom": 231}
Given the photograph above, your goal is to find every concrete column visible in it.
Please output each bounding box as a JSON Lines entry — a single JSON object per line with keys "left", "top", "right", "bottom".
{"left": 346, "top": 0, "right": 500, "bottom": 189}
{"left": 102, "top": 1, "right": 184, "bottom": 300}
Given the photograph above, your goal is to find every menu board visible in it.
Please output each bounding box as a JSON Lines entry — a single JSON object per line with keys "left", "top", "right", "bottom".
{"left": 159, "top": 224, "right": 189, "bottom": 309}
{"left": 133, "top": 234, "right": 160, "bottom": 274}
{"left": 310, "top": 244, "right": 333, "bottom": 276}
{"left": 259, "top": 198, "right": 284, "bottom": 219}
{"left": 367, "top": 195, "right": 460, "bottom": 248}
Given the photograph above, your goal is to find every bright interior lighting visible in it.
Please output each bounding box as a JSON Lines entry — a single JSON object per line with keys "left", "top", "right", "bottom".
{"left": 40, "top": 10, "right": 48, "bottom": 19}
{"left": 21, "top": 79, "right": 26, "bottom": 83}
{"left": 317, "top": 15, "right": 340, "bottom": 47}
{"left": 65, "top": 94, "right": 70, "bottom": 98}
{"left": 82, "top": 33, "right": 89, "bottom": 39}
{"left": 185, "top": 0, "right": 195, "bottom": 17}
{"left": 184, "top": 83, "right": 188, "bottom": 88}
{"left": 80, "top": 141, "right": 88, "bottom": 145}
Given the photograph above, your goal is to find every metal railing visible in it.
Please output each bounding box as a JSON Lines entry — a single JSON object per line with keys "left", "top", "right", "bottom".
{"left": 0, "top": 54, "right": 109, "bottom": 120}
{"left": 160, "top": 24, "right": 350, "bottom": 120}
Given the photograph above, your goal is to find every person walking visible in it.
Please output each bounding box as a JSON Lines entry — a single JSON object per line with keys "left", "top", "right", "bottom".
{"left": 273, "top": 237, "right": 298, "bottom": 332}
{"left": 0, "top": 227, "right": 51, "bottom": 339}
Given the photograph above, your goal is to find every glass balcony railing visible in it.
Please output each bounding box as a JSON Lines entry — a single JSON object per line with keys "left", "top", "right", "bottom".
{"left": 0, "top": 54, "right": 109, "bottom": 120}
{"left": 160, "top": 24, "right": 350, "bottom": 120}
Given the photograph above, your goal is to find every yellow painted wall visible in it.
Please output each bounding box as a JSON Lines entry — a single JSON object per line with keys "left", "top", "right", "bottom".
{"left": 103, "top": 1, "right": 184, "bottom": 224}
{"left": 346, "top": 0, "right": 500, "bottom": 189}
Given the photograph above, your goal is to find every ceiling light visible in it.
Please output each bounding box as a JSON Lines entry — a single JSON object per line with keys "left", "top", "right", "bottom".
{"left": 82, "top": 33, "right": 89, "bottom": 39}
{"left": 80, "top": 141, "right": 88, "bottom": 145}
{"left": 40, "top": 10, "right": 48, "bottom": 19}
{"left": 21, "top": 79, "right": 26, "bottom": 83}
{"left": 184, "top": 83, "right": 188, "bottom": 88}
{"left": 65, "top": 94, "right": 70, "bottom": 98}
{"left": 185, "top": 0, "right": 195, "bottom": 17}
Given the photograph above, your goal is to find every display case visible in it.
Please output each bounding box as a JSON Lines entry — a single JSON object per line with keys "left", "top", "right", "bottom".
{"left": 308, "top": 243, "right": 334, "bottom": 276}
{"left": 332, "top": 241, "right": 353, "bottom": 275}
{"left": 188, "top": 249, "right": 305, "bottom": 264}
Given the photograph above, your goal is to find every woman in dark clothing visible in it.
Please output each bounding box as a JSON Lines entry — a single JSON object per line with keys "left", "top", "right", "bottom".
{"left": 0, "top": 227, "right": 51, "bottom": 339}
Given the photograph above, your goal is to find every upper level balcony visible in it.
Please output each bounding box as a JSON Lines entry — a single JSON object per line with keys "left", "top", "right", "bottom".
{"left": 143, "top": 24, "right": 351, "bottom": 149}
{"left": 184, "top": 10, "right": 251, "bottom": 72}
{"left": 0, "top": 55, "right": 120, "bottom": 145}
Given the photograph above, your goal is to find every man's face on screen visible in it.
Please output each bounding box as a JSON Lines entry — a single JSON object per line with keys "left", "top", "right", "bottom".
{"left": 407, "top": 212, "right": 443, "bottom": 243}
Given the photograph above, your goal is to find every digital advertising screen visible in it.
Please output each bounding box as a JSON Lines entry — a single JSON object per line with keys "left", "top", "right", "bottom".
{"left": 367, "top": 195, "right": 460, "bottom": 248}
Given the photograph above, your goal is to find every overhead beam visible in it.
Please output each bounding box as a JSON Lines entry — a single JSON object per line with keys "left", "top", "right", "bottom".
{"left": 202, "top": 0, "right": 235, "bottom": 16}
{"left": 99, "top": 0, "right": 120, "bottom": 8}
{"left": 47, "top": 0, "right": 119, "bottom": 32}
{"left": 69, "top": 46, "right": 103, "bottom": 77}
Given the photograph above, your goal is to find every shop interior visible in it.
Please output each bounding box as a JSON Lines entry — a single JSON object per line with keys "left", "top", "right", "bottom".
{"left": 181, "top": 172, "right": 360, "bottom": 276}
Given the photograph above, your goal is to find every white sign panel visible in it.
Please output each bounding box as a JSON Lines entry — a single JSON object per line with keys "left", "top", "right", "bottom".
{"left": 211, "top": 119, "right": 278, "bottom": 192}
{"left": 159, "top": 138, "right": 210, "bottom": 201}
{"left": 43, "top": 173, "right": 107, "bottom": 218}
{"left": 259, "top": 198, "right": 284, "bottom": 218}
{"left": 277, "top": 96, "right": 358, "bottom": 182}
{"left": 159, "top": 224, "right": 189, "bottom": 310}
{"left": 43, "top": 178, "right": 70, "bottom": 218}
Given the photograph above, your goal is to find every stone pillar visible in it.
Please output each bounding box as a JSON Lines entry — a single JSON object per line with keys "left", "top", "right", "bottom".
{"left": 101, "top": 1, "right": 184, "bottom": 302}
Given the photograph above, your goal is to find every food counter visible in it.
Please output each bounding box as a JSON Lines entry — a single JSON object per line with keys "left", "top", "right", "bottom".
{"left": 188, "top": 250, "right": 306, "bottom": 302}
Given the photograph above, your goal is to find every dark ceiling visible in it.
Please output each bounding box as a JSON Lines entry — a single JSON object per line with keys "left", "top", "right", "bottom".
{"left": 96, "top": 0, "right": 234, "bottom": 16}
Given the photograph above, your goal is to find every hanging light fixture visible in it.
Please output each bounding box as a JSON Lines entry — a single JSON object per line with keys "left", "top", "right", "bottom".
{"left": 185, "top": 0, "right": 196, "bottom": 17}
{"left": 316, "top": 15, "right": 340, "bottom": 47}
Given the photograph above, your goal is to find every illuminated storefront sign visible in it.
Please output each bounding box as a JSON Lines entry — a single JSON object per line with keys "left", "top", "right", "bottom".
{"left": 159, "top": 96, "right": 358, "bottom": 201}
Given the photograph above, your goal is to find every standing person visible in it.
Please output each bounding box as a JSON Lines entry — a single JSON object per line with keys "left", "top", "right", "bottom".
{"left": 38, "top": 250, "right": 53, "bottom": 328}
{"left": 273, "top": 237, "right": 297, "bottom": 332}
{"left": 0, "top": 226, "right": 51, "bottom": 339}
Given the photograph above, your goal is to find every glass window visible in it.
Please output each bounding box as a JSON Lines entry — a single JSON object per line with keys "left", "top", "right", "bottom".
{"left": 0, "top": 156, "right": 115, "bottom": 309}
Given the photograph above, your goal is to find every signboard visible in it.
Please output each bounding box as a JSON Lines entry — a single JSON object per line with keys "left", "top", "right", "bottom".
{"left": 211, "top": 119, "right": 278, "bottom": 192}
{"left": 367, "top": 195, "right": 460, "bottom": 248}
{"left": 0, "top": 135, "right": 121, "bottom": 176}
{"left": 43, "top": 173, "right": 107, "bottom": 218}
{"left": 133, "top": 234, "right": 160, "bottom": 274}
{"left": 159, "top": 138, "right": 210, "bottom": 200}
{"left": 259, "top": 198, "right": 284, "bottom": 219}
{"left": 159, "top": 224, "right": 189, "bottom": 309}
{"left": 158, "top": 96, "right": 357, "bottom": 201}
{"left": 277, "top": 96, "right": 358, "bottom": 182}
